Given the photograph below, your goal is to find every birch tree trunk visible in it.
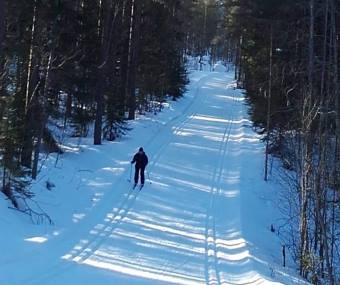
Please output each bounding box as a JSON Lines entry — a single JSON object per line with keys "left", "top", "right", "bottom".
{"left": 300, "top": 0, "right": 314, "bottom": 277}
{"left": 25, "top": 0, "right": 37, "bottom": 111}
{"left": 21, "top": 1, "right": 38, "bottom": 169}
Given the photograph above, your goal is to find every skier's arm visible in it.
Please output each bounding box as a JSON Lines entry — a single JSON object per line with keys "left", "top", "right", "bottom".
{"left": 131, "top": 154, "right": 137, "bottom": 164}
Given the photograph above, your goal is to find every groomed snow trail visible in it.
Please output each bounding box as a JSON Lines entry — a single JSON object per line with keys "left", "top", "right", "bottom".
{"left": 2, "top": 68, "right": 302, "bottom": 285}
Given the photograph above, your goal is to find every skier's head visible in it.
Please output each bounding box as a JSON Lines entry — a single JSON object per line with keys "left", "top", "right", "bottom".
{"left": 139, "top": 147, "right": 144, "bottom": 153}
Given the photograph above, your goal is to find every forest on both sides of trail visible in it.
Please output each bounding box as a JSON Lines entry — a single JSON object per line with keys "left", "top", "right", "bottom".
{"left": 0, "top": 1, "right": 339, "bottom": 284}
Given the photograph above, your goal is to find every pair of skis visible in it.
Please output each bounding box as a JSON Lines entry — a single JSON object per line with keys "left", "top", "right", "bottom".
{"left": 132, "top": 183, "right": 144, "bottom": 191}
{"left": 127, "top": 178, "right": 145, "bottom": 190}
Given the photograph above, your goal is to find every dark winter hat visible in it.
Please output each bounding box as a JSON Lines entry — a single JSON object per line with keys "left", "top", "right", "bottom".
{"left": 139, "top": 147, "right": 144, "bottom": 152}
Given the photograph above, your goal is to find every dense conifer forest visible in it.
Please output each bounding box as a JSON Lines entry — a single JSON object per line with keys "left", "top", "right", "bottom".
{"left": 225, "top": 1, "right": 340, "bottom": 284}
{"left": 0, "top": 0, "right": 223, "bottom": 190}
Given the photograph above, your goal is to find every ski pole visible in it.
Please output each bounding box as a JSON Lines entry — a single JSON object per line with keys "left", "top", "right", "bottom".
{"left": 146, "top": 170, "right": 152, "bottom": 184}
{"left": 128, "top": 163, "right": 132, "bottom": 182}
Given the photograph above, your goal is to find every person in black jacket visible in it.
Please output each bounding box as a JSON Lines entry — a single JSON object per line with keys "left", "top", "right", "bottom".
{"left": 131, "top": 147, "right": 148, "bottom": 187}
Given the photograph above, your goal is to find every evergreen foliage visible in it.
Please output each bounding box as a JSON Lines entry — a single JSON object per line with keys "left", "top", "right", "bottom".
{"left": 0, "top": 0, "right": 220, "bottom": 196}
{"left": 224, "top": 0, "right": 340, "bottom": 283}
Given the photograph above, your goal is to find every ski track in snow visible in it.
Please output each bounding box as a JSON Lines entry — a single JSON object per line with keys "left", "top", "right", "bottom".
{"left": 0, "top": 66, "right": 309, "bottom": 285}
{"left": 203, "top": 80, "right": 235, "bottom": 285}
{"left": 20, "top": 73, "right": 214, "bottom": 285}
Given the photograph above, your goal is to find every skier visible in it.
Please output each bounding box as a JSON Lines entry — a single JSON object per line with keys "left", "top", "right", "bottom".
{"left": 131, "top": 147, "right": 148, "bottom": 188}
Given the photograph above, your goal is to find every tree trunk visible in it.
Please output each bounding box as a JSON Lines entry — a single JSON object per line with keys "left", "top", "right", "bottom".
{"left": 25, "top": 0, "right": 37, "bottom": 111}
{"left": 32, "top": 51, "right": 52, "bottom": 179}
{"left": 300, "top": 0, "right": 314, "bottom": 277}
{"left": 21, "top": 1, "right": 38, "bottom": 169}
{"left": 94, "top": 0, "right": 108, "bottom": 145}
{"left": 120, "top": 0, "right": 133, "bottom": 117}
{"left": 94, "top": 0, "right": 119, "bottom": 145}
{"left": 331, "top": 0, "right": 340, "bottom": 149}
{"left": 93, "top": 81, "right": 104, "bottom": 145}
{"left": 0, "top": 0, "right": 4, "bottom": 59}
{"left": 21, "top": 64, "right": 40, "bottom": 169}
{"left": 264, "top": 24, "right": 273, "bottom": 181}
{"left": 127, "top": 0, "right": 141, "bottom": 120}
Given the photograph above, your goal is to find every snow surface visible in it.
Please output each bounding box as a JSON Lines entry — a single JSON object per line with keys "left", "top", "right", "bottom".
{"left": 0, "top": 64, "right": 310, "bottom": 285}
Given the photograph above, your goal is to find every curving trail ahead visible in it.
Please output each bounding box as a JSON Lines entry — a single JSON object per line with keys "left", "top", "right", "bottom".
{"left": 1, "top": 66, "right": 305, "bottom": 285}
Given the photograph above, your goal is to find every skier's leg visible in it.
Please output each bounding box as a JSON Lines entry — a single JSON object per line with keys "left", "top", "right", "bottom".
{"left": 134, "top": 166, "right": 139, "bottom": 184}
{"left": 141, "top": 167, "right": 145, "bottom": 185}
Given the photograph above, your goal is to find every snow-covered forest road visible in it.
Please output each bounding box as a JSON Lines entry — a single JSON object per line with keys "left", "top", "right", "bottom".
{"left": 0, "top": 66, "right": 307, "bottom": 285}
